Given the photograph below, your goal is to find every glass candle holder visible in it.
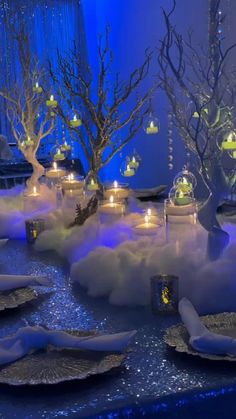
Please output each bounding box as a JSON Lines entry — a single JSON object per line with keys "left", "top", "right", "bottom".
{"left": 103, "top": 181, "right": 129, "bottom": 201}
{"left": 25, "top": 218, "right": 46, "bottom": 244}
{"left": 23, "top": 187, "right": 41, "bottom": 212}
{"left": 150, "top": 274, "right": 179, "bottom": 314}
{"left": 98, "top": 196, "right": 126, "bottom": 224}
{"left": 61, "top": 174, "right": 84, "bottom": 192}
{"left": 164, "top": 198, "right": 197, "bottom": 224}
{"left": 134, "top": 214, "right": 161, "bottom": 236}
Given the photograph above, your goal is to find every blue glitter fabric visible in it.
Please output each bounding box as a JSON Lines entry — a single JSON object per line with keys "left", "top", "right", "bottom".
{"left": 0, "top": 240, "right": 236, "bottom": 419}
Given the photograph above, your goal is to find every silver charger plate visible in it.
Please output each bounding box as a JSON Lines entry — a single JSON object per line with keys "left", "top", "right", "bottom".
{"left": 164, "top": 312, "right": 236, "bottom": 361}
{"left": 0, "top": 287, "right": 38, "bottom": 311}
{"left": 0, "top": 330, "right": 126, "bottom": 385}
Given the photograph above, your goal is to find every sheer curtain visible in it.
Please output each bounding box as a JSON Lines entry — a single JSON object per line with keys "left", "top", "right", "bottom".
{"left": 0, "top": 0, "right": 88, "bottom": 160}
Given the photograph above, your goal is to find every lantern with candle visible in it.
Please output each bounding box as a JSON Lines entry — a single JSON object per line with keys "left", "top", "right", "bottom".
{"left": 46, "top": 94, "right": 58, "bottom": 108}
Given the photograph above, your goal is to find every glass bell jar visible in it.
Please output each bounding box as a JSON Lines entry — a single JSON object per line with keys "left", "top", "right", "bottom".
{"left": 173, "top": 168, "right": 197, "bottom": 192}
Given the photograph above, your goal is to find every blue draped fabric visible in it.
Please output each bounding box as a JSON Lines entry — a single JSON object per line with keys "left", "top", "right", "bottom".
{"left": 0, "top": 0, "right": 87, "bottom": 161}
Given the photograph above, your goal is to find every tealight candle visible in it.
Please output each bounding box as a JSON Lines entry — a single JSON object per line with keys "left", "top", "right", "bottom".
{"left": 61, "top": 173, "right": 84, "bottom": 190}
{"left": 61, "top": 141, "right": 71, "bottom": 151}
{"left": 177, "top": 177, "right": 192, "bottom": 193}
{"left": 70, "top": 114, "right": 82, "bottom": 128}
{"left": 33, "top": 81, "right": 43, "bottom": 93}
{"left": 53, "top": 148, "right": 65, "bottom": 161}
{"left": 146, "top": 121, "right": 159, "bottom": 134}
{"left": 87, "top": 179, "right": 99, "bottom": 191}
{"left": 46, "top": 162, "right": 66, "bottom": 179}
{"left": 123, "top": 164, "right": 135, "bottom": 177}
{"left": 46, "top": 94, "right": 58, "bottom": 108}
{"left": 175, "top": 190, "right": 192, "bottom": 206}
{"left": 104, "top": 181, "right": 129, "bottom": 200}
{"left": 99, "top": 195, "right": 125, "bottom": 215}
{"left": 128, "top": 156, "right": 139, "bottom": 169}
{"left": 146, "top": 207, "right": 160, "bottom": 224}
{"left": 222, "top": 132, "right": 236, "bottom": 150}
{"left": 134, "top": 214, "right": 158, "bottom": 235}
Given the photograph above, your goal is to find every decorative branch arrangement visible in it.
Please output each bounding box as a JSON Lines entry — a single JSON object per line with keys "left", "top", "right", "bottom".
{"left": 0, "top": 19, "right": 55, "bottom": 191}
{"left": 159, "top": 0, "right": 236, "bottom": 255}
{"left": 50, "top": 27, "right": 159, "bottom": 186}
{"left": 69, "top": 195, "right": 98, "bottom": 228}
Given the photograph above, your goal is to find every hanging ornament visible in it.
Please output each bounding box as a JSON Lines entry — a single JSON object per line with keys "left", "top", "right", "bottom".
{"left": 61, "top": 140, "right": 71, "bottom": 152}
{"left": 169, "top": 185, "right": 194, "bottom": 206}
{"left": 51, "top": 145, "right": 65, "bottom": 161}
{"left": 46, "top": 94, "right": 58, "bottom": 108}
{"left": 167, "top": 111, "right": 174, "bottom": 170}
{"left": 221, "top": 130, "right": 236, "bottom": 150}
{"left": 173, "top": 167, "right": 197, "bottom": 192}
{"left": 144, "top": 113, "right": 160, "bottom": 134}
{"left": 127, "top": 149, "right": 141, "bottom": 170}
{"left": 120, "top": 159, "right": 136, "bottom": 177}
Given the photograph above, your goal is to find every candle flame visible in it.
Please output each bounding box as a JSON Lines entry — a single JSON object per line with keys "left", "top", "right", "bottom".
{"left": 91, "top": 179, "right": 94, "bottom": 185}
{"left": 179, "top": 190, "right": 184, "bottom": 198}
{"left": 53, "top": 162, "right": 57, "bottom": 170}
{"left": 114, "top": 180, "right": 118, "bottom": 188}
{"left": 182, "top": 177, "right": 188, "bottom": 184}
{"left": 64, "top": 140, "right": 67, "bottom": 146}
{"left": 150, "top": 121, "right": 154, "bottom": 128}
{"left": 35, "top": 82, "right": 39, "bottom": 88}
{"left": 33, "top": 186, "right": 37, "bottom": 194}
{"left": 50, "top": 94, "right": 54, "bottom": 101}
{"left": 27, "top": 136, "right": 30, "bottom": 141}
{"left": 109, "top": 195, "right": 114, "bottom": 204}
{"left": 132, "top": 156, "right": 136, "bottom": 163}
{"left": 127, "top": 164, "right": 130, "bottom": 171}
{"left": 147, "top": 208, "right": 152, "bottom": 216}
{"left": 73, "top": 114, "right": 77, "bottom": 121}
{"left": 144, "top": 215, "right": 149, "bottom": 224}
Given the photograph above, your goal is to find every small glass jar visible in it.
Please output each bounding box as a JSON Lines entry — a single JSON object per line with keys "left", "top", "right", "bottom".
{"left": 25, "top": 218, "right": 46, "bottom": 244}
{"left": 150, "top": 274, "right": 179, "bottom": 314}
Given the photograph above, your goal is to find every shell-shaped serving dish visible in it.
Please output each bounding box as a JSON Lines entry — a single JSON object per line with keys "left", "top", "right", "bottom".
{"left": 0, "top": 330, "right": 126, "bottom": 385}
{"left": 164, "top": 312, "right": 236, "bottom": 361}
{"left": 0, "top": 287, "right": 37, "bottom": 311}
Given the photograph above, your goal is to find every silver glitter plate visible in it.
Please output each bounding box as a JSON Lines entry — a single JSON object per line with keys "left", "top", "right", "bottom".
{"left": 0, "top": 287, "right": 38, "bottom": 311}
{"left": 0, "top": 331, "right": 126, "bottom": 385}
{"left": 164, "top": 312, "right": 236, "bottom": 361}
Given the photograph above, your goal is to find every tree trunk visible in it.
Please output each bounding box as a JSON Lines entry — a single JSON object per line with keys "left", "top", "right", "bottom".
{"left": 24, "top": 151, "right": 45, "bottom": 191}
{"left": 198, "top": 173, "right": 230, "bottom": 260}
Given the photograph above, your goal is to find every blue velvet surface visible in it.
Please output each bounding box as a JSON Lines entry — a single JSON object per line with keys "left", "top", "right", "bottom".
{"left": 0, "top": 240, "right": 236, "bottom": 418}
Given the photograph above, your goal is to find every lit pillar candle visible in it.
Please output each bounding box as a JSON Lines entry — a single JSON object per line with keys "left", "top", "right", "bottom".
{"left": 134, "top": 214, "right": 158, "bottom": 235}
{"left": 146, "top": 121, "right": 158, "bottom": 134}
{"left": 46, "top": 162, "right": 66, "bottom": 179}
{"left": 104, "top": 180, "right": 129, "bottom": 200}
{"left": 99, "top": 195, "right": 125, "bottom": 215}
{"left": 61, "top": 173, "right": 84, "bottom": 191}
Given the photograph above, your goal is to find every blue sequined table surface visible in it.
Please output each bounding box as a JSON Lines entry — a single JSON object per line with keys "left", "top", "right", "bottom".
{"left": 0, "top": 240, "right": 236, "bottom": 419}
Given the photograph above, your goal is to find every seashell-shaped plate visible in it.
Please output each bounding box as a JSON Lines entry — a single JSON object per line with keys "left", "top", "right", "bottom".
{"left": 164, "top": 312, "right": 236, "bottom": 361}
{"left": 0, "top": 287, "right": 38, "bottom": 311}
{"left": 0, "top": 330, "right": 126, "bottom": 385}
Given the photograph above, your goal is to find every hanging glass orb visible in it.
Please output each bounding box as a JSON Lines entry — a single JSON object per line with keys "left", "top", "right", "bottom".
{"left": 33, "top": 81, "right": 43, "bottom": 94}
{"left": 46, "top": 94, "right": 58, "bottom": 108}
{"left": 120, "top": 159, "right": 136, "bottom": 177}
{"left": 168, "top": 163, "right": 174, "bottom": 170}
{"left": 69, "top": 109, "right": 82, "bottom": 128}
{"left": 169, "top": 185, "right": 194, "bottom": 206}
{"left": 168, "top": 155, "right": 173, "bottom": 162}
{"left": 174, "top": 168, "right": 197, "bottom": 192}
{"left": 50, "top": 144, "right": 66, "bottom": 162}
{"left": 127, "top": 150, "right": 141, "bottom": 170}
{"left": 221, "top": 130, "right": 236, "bottom": 151}
{"left": 19, "top": 134, "right": 36, "bottom": 150}
{"left": 144, "top": 113, "right": 160, "bottom": 135}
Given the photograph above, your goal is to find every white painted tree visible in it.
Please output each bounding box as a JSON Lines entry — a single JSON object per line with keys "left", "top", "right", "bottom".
{"left": 159, "top": 0, "right": 236, "bottom": 259}
{"left": 0, "top": 20, "right": 55, "bottom": 192}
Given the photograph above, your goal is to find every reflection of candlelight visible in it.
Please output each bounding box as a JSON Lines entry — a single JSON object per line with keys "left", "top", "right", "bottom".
{"left": 70, "top": 113, "right": 82, "bottom": 127}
